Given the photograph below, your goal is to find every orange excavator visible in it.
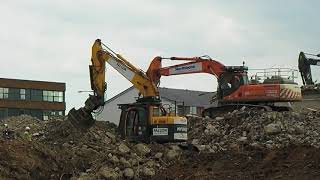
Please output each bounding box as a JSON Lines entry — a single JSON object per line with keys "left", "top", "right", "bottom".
{"left": 147, "top": 56, "right": 302, "bottom": 117}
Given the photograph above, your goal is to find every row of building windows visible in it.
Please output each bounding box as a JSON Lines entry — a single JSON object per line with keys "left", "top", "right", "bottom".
{"left": 152, "top": 105, "right": 200, "bottom": 116}
{"left": 43, "top": 90, "right": 64, "bottom": 102}
{"left": 43, "top": 110, "right": 64, "bottom": 120}
{"left": 177, "top": 106, "right": 199, "bottom": 116}
{"left": 0, "top": 108, "right": 64, "bottom": 120}
{"left": 0, "top": 87, "right": 64, "bottom": 102}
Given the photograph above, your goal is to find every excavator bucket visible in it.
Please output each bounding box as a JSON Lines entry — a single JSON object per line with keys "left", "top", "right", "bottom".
{"left": 67, "top": 95, "right": 102, "bottom": 129}
{"left": 68, "top": 108, "right": 95, "bottom": 129}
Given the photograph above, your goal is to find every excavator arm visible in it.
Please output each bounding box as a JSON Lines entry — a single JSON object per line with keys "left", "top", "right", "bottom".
{"left": 146, "top": 56, "right": 225, "bottom": 86}
{"left": 68, "top": 39, "right": 159, "bottom": 129}
{"left": 90, "top": 39, "right": 159, "bottom": 98}
{"left": 298, "top": 52, "right": 320, "bottom": 85}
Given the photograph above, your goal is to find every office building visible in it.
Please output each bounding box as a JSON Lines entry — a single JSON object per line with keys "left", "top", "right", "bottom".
{"left": 0, "top": 78, "right": 66, "bottom": 120}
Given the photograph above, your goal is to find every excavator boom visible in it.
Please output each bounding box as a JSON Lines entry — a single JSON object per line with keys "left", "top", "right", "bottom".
{"left": 68, "top": 39, "right": 159, "bottom": 129}
{"left": 147, "top": 56, "right": 225, "bottom": 86}
{"left": 91, "top": 39, "right": 159, "bottom": 98}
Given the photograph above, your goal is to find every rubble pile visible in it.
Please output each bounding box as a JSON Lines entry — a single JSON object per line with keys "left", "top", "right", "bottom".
{"left": 189, "top": 108, "right": 320, "bottom": 152}
{"left": 42, "top": 118, "right": 182, "bottom": 179}
{"left": 0, "top": 116, "right": 182, "bottom": 179}
{"left": 2, "top": 108, "right": 320, "bottom": 179}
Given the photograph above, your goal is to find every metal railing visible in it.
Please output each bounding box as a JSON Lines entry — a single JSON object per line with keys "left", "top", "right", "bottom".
{"left": 248, "top": 68, "right": 299, "bottom": 83}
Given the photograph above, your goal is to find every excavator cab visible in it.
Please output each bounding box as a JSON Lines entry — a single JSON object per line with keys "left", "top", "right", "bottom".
{"left": 120, "top": 106, "right": 149, "bottom": 142}
{"left": 217, "top": 66, "right": 249, "bottom": 99}
{"left": 118, "top": 98, "right": 187, "bottom": 143}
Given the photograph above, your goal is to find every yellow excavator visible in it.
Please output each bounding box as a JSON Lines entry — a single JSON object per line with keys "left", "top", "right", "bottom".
{"left": 68, "top": 39, "right": 187, "bottom": 143}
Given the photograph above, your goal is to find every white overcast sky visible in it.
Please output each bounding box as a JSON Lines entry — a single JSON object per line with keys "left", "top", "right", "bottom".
{"left": 1, "top": 0, "right": 319, "bottom": 111}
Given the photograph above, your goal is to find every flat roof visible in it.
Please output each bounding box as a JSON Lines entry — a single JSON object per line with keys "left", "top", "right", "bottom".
{"left": 0, "top": 78, "right": 66, "bottom": 91}
{"left": 0, "top": 78, "right": 65, "bottom": 85}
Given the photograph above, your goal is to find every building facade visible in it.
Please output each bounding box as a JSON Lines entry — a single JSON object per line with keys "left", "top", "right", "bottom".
{"left": 0, "top": 78, "right": 66, "bottom": 120}
{"left": 97, "top": 86, "right": 215, "bottom": 124}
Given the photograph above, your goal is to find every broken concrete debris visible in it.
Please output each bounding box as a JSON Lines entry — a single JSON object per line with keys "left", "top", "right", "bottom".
{"left": 189, "top": 109, "right": 320, "bottom": 152}
{"left": 1, "top": 108, "right": 320, "bottom": 179}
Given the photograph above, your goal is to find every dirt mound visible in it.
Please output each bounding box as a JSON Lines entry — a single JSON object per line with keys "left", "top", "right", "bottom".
{"left": 155, "top": 145, "right": 320, "bottom": 180}
{"left": 0, "top": 139, "right": 63, "bottom": 179}
{"left": 0, "top": 116, "right": 176, "bottom": 179}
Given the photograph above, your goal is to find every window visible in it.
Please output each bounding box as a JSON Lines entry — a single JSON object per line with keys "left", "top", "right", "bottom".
{"left": 8, "top": 108, "right": 29, "bottom": 116}
{"left": 43, "top": 111, "right": 50, "bottom": 120}
{"left": 30, "top": 109, "right": 43, "bottom": 120}
{"left": 0, "top": 87, "right": 9, "bottom": 99}
{"left": 31, "top": 89, "right": 43, "bottom": 101}
{"left": 43, "top": 91, "right": 47, "bottom": 101}
{"left": 8, "top": 88, "right": 20, "bottom": 100}
{"left": 56, "top": 92, "right": 64, "bottom": 102}
{"left": 20, "top": 89, "right": 26, "bottom": 100}
{"left": 184, "top": 106, "right": 190, "bottom": 115}
{"left": 53, "top": 91, "right": 58, "bottom": 101}
{"left": 25, "top": 89, "right": 31, "bottom": 100}
{"left": 126, "top": 109, "right": 147, "bottom": 137}
{"left": 18, "top": 109, "right": 30, "bottom": 115}
{"left": 177, "top": 105, "right": 184, "bottom": 116}
{"left": 0, "top": 108, "right": 8, "bottom": 120}
{"left": 8, "top": 108, "right": 19, "bottom": 117}
{"left": 43, "top": 91, "right": 64, "bottom": 102}
{"left": 190, "top": 106, "right": 197, "bottom": 115}
{"left": 152, "top": 107, "right": 160, "bottom": 117}
{"left": 48, "top": 91, "right": 53, "bottom": 101}
{"left": 126, "top": 110, "right": 136, "bottom": 136}
{"left": 0, "top": 88, "right": 30, "bottom": 100}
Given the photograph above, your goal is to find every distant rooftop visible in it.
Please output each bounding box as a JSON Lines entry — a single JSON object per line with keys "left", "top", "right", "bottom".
{"left": 0, "top": 78, "right": 65, "bottom": 91}
{"left": 159, "top": 87, "right": 215, "bottom": 107}
{"left": 0, "top": 78, "right": 65, "bottom": 85}
{"left": 105, "top": 86, "right": 216, "bottom": 107}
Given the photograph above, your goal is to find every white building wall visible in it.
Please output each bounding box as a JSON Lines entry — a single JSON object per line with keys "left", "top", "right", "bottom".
{"left": 96, "top": 88, "right": 139, "bottom": 124}
{"left": 97, "top": 88, "right": 175, "bottom": 125}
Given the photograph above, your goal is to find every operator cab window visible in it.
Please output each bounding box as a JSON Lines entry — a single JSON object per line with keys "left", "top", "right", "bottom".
{"left": 126, "top": 108, "right": 147, "bottom": 138}
{"left": 152, "top": 106, "right": 167, "bottom": 117}
{"left": 219, "top": 73, "right": 246, "bottom": 97}
{"left": 152, "top": 107, "right": 160, "bottom": 117}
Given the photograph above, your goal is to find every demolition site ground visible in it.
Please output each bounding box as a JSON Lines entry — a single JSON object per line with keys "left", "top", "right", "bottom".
{"left": 1, "top": 106, "right": 320, "bottom": 179}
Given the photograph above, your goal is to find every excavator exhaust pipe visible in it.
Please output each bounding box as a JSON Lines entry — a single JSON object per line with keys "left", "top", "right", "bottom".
{"left": 67, "top": 95, "right": 102, "bottom": 129}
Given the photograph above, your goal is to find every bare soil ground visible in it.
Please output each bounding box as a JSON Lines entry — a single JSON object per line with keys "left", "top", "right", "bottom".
{"left": 154, "top": 146, "right": 320, "bottom": 180}
{"left": 2, "top": 138, "right": 320, "bottom": 179}
{"left": 1, "top": 99, "right": 320, "bottom": 179}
